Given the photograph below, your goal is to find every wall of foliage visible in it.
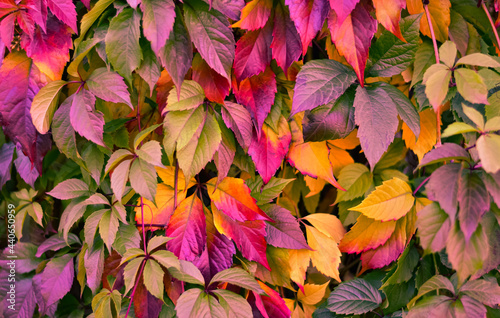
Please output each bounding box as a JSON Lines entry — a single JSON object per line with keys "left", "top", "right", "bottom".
{"left": 1, "top": 0, "right": 500, "bottom": 317}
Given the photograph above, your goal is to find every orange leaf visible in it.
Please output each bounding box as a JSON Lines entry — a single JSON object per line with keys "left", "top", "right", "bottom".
{"left": 373, "top": 0, "right": 406, "bottom": 42}
{"left": 306, "top": 225, "right": 342, "bottom": 282}
{"left": 407, "top": 0, "right": 451, "bottom": 43}
{"left": 402, "top": 108, "right": 437, "bottom": 161}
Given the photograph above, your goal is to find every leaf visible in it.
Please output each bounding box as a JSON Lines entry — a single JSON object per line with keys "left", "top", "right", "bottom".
{"left": 163, "top": 106, "right": 205, "bottom": 159}
{"left": 177, "top": 112, "right": 222, "bottom": 183}
{"left": 306, "top": 225, "right": 342, "bottom": 282}
{"left": 354, "top": 85, "right": 399, "bottom": 168}
{"left": 419, "top": 143, "right": 470, "bottom": 167}
{"left": 329, "top": 2, "right": 378, "bottom": 86}
{"left": 84, "top": 244, "right": 105, "bottom": 294}
{"left": 134, "top": 123, "right": 162, "bottom": 150}
{"left": 159, "top": 10, "right": 193, "bottom": 96}
{"left": 69, "top": 89, "right": 105, "bottom": 147}
{"left": 286, "top": 0, "right": 329, "bottom": 55}
{"left": 407, "top": 0, "right": 451, "bottom": 43}
{"left": 271, "top": 0, "right": 302, "bottom": 74}
{"left": 0, "top": 51, "right": 51, "bottom": 175}
{"left": 264, "top": 205, "right": 310, "bottom": 250}
{"left": 169, "top": 259, "right": 206, "bottom": 285}
{"left": 124, "top": 257, "right": 145, "bottom": 295}
{"left": 184, "top": 0, "right": 235, "bottom": 80}
{"left": 250, "top": 281, "right": 291, "bottom": 318}
{"left": 166, "top": 195, "right": 206, "bottom": 262}
{"left": 86, "top": 68, "right": 133, "bottom": 109}
{"left": 298, "top": 282, "right": 330, "bottom": 305}
{"left": 47, "top": 179, "right": 89, "bottom": 200}
{"left": 99, "top": 210, "right": 120, "bottom": 252}
{"left": 221, "top": 102, "right": 253, "bottom": 150}
{"left": 0, "top": 143, "right": 14, "bottom": 188}
{"left": 212, "top": 289, "right": 253, "bottom": 318}
{"left": 212, "top": 203, "right": 270, "bottom": 270}
{"left": 175, "top": 288, "right": 203, "bottom": 318}
{"left": 136, "top": 141, "right": 163, "bottom": 167}
{"left": 457, "top": 53, "right": 500, "bottom": 68}
{"left": 36, "top": 233, "right": 81, "bottom": 258}
{"left": 408, "top": 275, "right": 455, "bottom": 307}
{"left": 477, "top": 134, "right": 500, "bottom": 174}
{"left": 248, "top": 117, "right": 291, "bottom": 184}
{"left": 46, "top": 0, "right": 77, "bottom": 33}
{"left": 460, "top": 279, "right": 500, "bottom": 307}
{"left": 329, "top": 0, "right": 359, "bottom": 25}
{"left": 457, "top": 171, "right": 490, "bottom": 241}
{"left": 133, "top": 278, "right": 164, "bottom": 318}
{"left": 232, "top": 0, "right": 272, "bottom": 30}
{"left": 439, "top": 41, "right": 457, "bottom": 68}
{"left": 213, "top": 117, "right": 236, "bottom": 185}
{"left": 85, "top": 209, "right": 107, "bottom": 250}
{"left": 327, "top": 279, "right": 382, "bottom": 315}
{"left": 339, "top": 214, "right": 396, "bottom": 253}
{"left": 455, "top": 68, "right": 488, "bottom": 105}
{"left": 210, "top": 267, "right": 263, "bottom": 292}
{"left": 411, "top": 40, "right": 436, "bottom": 87}
{"left": 38, "top": 254, "right": 75, "bottom": 307}
{"left": 31, "top": 80, "right": 66, "bottom": 134}
{"left": 207, "top": 177, "right": 272, "bottom": 222}
{"left": 143, "top": 259, "right": 164, "bottom": 300}
{"left": 349, "top": 177, "right": 414, "bottom": 221}
{"left": 166, "top": 80, "right": 205, "bottom": 112}
{"left": 423, "top": 64, "right": 451, "bottom": 111}
{"left": 111, "top": 159, "right": 132, "bottom": 203}
{"left": 462, "top": 105, "right": 485, "bottom": 130}
{"left": 291, "top": 59, "right": 357, "bottom": 115}
{"left": 446, "top": 222, "right": 488, "bottom": 284}
{"left": 372, "top": 0, "right": 406, "bottom": 42}
{"left": 192, "top": 53, "right": 230, "bottom": 104}
{"left": 140, "top": 0, "right": 175, "bottom": 54}
{"left": 403, "top": 109, "right": 437, "bottom": 162}
{"left": 129, "top": 158, "right": 157, "bottom": 203}
{"left": 303, "top": 213, "right": 345, "bottom": 243}
{"left": 416, "top": 202, "right": 451, "bottom": 252}
{"left": 233, "top": 20, "right": 272, "bottom": 81}
{"left": 82, "top": 144, "right": 104, "bottom": 184}
{"left": 105, "top": 8, "right": 142, "bottom": 83}
{"left": 233, "top": 66, "right": 277, "bottom": 135}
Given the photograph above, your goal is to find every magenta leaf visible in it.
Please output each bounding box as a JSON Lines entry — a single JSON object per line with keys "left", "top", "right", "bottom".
{"left": 46, "top": 0, "right": 77, "bottom": 33}
{"left": 0, "top": 142, "right": 14, "bottom": 188}
{"left": 458, "top": 171, "right": 490, "bottom": 242}
{"left": 426, "top": 163, "right": 462, "bottom": 220}
{"left": 141, "top": 0, "right": 175, "bottom": 54}
{"left": 264, "top": 205, "right": 310, "bottom": 250}
{"left": 271, "top": 1, "right": 302, "bottom": 74}
{"left": 69, "top": 89, "right": 105, "bottom": 147}
{"left": 86, "top": 68, "right": 133, "bottom": 108}
{"left": 37, "top": 254, "right": 75, "bottom": 307}
{"left": 14, "top": 143, "right": 40, "bottom": 187}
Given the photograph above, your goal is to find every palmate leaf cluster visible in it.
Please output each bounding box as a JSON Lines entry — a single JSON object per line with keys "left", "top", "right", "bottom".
{"left": 1, "top": 0, "right": 500, "bottom": 317}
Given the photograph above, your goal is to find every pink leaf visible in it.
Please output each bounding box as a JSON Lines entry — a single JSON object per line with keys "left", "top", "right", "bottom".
{"left": 271, "top": 1, "right": 302, "bottom": 74}
{"left": 46, "top": 0, "right": 77, "bottom": 33}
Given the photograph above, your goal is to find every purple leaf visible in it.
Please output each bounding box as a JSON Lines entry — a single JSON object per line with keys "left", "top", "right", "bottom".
{"left": 37, "top": 254, "right": 74, "bottom": 308}
{"left": 46, "top": 0, "right": 77, "bottom": 33}
{"left": 14, "top": 144, "right": 39, "bottom": 188}
{"left": 458, "top": 171, "right": 490, "bottom": 242}
{"left": 329, "top": 0, "right": 360, "bottom": 25}
{"left": 264, "top": 205, "right": 310, "bottom": 250}
{"left": 84, "top": 245, "right": 105, "bottom": 294}
{"left": 426, "top": 163, "right": 462, "bottom": 220}
{"left": 221, "top": 102, "right": 253, "bottom": 150}
{"left": 0, "top": 142, "right": 14, "bottom": 188}
{"left": 69, "top": 89, "right": 105, "bottom": 147}
{"left": 271, "top": 0, "right": 302, "bottom": 74}
{"left": 36, "top": 233, "right": 81, "bottom": 257}
{"left": 482, "top": 171, "right": 500, "bottom": 208}
{"left": 47, "top": 178, "right": 90, "bottom": 200}
{"left": 0, "top": 276, "right": 36, "bottom": 318}
{"left": 86, "top": 68, "right": 133, "bottom": 108}
{"left": 419, "top": 143, "right": 470, "bottom": 167}
{"left": 141, "top": 0, "right": 175, "bottom": 54}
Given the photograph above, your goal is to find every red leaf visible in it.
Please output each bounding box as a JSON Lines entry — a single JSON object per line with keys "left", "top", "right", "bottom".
{"left": 233, "top": 19, "right": 272, "bottom": 81}
{"left": 372, "top": 0, "right": 406, "bottom": 42}
{"left": 81, "top": 0, "right": 91, "bottom": 10}
{"left": 328, "top": 2, "right": 377, "bottom": 87}
{"left": 231, "top": 0, "right": 272, "bottom": 30}
{"left": 286, "top": 0, "right": 329, "bottom": 55}
{"left": 21, "top": 16, "right": 72, "bottom": 80}
{"left": 221, "top": 101, "right": 253, "bottom": 150}
{"left": 1, "top": 13, "right": 16, "bottom": 48}
{"left": 271, "top": 1, "right": 302, "bottom": 74}
{"left": 248, "top": 117, "right": 291, "bottom": 184}
{"left": 166, "top": 195, "right": 207, "bottom": 262}
{"left": 134, "top": 278, "right": 163, "bottom": 318}
{"left": 248, "top": 281, "right": 291, "bottom": 318}
{"left": 233, "top": 66, "right": 277, "bottom": 136}
{"left": 16, "top": 2, "right": 36, "bottom": 37}
{"left": 213, "top": 204, "right": 270, "bottom": 270}
{"left": 0, "top": 51, "right": 51, "bottom": 175}
{"left": 193, "top": 211, "right": 236, "bottom": 283}
{"left": 329, "top": 0, "right": 359, "bottom": 25}
{"left": 28, "top": 0, "right": 48, "bottom": 33}
{"left": 0, "top": 0, "right": 17, "bottom": 20}
{"left": 46, "top": 0, "right": 77, "bottom": 33}
{"left": 192, "top": 53, "right": 230, "bottom": 104}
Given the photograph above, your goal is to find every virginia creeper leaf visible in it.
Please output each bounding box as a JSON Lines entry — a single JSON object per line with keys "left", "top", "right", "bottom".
{"left": 264, "top": 205, "right": 310, "bottom": 250}
{"left": 232, "top": 0, "right": 272, "bottom": 30}
{"left": 416, "top": 202, "right": 451, "bottom": 253}
{"left": 69, "top": 89, "right": 105, "bottom": 147}
{"left": 327, "top": 279, "right": 382, "bottom": 315}
{"left": 30, "top": 80, "right": 66, "bottom": 134}
{"left": 221, "top": 102, "right": 253, "bottom": 150}
{"left": 166, "top": 80, "right": 205, "bottom": 112}
{"left": 129, "top": 158, "right": 157, "bottom": 203}
{"left": 339, "top": 215, "right": 396, "bottom": 253}
{"left": 271, "top": 0, "right": 302, "bottom": 74}
{"left": 419, "top": 143, "right": 470, "bottom": 167}
{"left": 140, "top": 0, "right": 175, "bottom": 54}
{"left": 86, "top": 68, "right": 133, "bottom": 109}
{"left": 407, "top": 0, "right": 451, "bottom": 43}
{"left": 192, "top": 54, "right": 230, "bottom": 104}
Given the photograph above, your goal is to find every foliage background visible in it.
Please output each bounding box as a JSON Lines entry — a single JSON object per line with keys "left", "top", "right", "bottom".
{"left": 1, "top": 0, "right": 500, "bottom": 317}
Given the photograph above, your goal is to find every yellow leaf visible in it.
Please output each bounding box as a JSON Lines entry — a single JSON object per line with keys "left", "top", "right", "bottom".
{"left": 407, "top": 0, "right": 451, "bottom": 43}
{"left": 135, "top": 184, "right": 187, "bottom": 228}
{"left": 349, "top": 177, "right": 414, "bottom": 221}
{"left": 402, "top": 108, "right": 437, "bottom": 161}
{"left": 289, "top": 249, "right": 311, "bottom": 288}
{"left": 304, "top": 176, "right": 326, "bottom": 198}
{"left": 329, "top": 146, "right": 355, "bottom": 176}
{"left": 155, "top": 166, "right": 197, "bottom": 191}
{"left": 306, "top": 225, "right": 342, "bottom": 283}
{"left": 284, "top": 298, "right": 296, "bottom": 312}
{"left": 328, "top": 129, "right": 360, "bottom": 149}
{"left": 303, "top": 214, "right": 345, "bottom": 243}
{"left": 339, "top": 214, "right": 397, "bottom": 253}
{"left": 292, "top": 304, "right": 305, "bottom": 318}
{"left": 297, "top": 282, "right": 330, "bottom": 305}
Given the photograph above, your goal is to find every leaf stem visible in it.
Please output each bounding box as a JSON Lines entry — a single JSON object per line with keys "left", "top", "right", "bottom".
{"left": 423, "top": 3, "right": 440, "bottom": 64}
{"left": 174, "top": 159, "right": 179, "bottom": 211}
{"left": 482, "top": 2, "right": 500, "bottom": 54}
{"left": 413, "top": 175, "right": 431, "bottom": 196}
{"left": 140, "top": 197, "right": 147, "bottom": 253}
{"left": 125, "top": 259, "right": 146, "bottom": 318}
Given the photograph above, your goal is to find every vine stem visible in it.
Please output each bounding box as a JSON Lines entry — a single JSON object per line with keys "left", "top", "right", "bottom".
{"left": 125, "top": 259, "right": 146, "bottom": 318}
{"left": 413, "top": 175, "right": 431, "bottom": 196}
{"left": 140, "top": 197, "right": 147, "bottom": 252}
{"left": 174, "top": 159, "right": 179, "bottom": 211}
{"left": 423, "top": 2, "right": 443, "bottom": 146}
{"left": 482, "top": 2, "right": 500, "bottom": 54}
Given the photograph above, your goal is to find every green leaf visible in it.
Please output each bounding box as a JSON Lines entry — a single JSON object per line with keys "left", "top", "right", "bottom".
{"left": 407, "top": 295, "right": 453, "bottom": 316}
{"left": 183, "top": 0, "right": 235, "bottom": 80}
{"left": 113, "top": 224, "right": 141, "bottom": 255}
{"left": 367, "top": 14, "right": 421, "bottom": 77}
{"left": 462, "top": 104, "right": 485, "bottom": 130}
{"left": 411, "top": 40, "right": 435, "bottom": 87}
{"left": 456, "top": 53, "right": 500, "bottom": 68}
{"left": 419, "top": 143, "right": 470, "bottom": 167}
{"left": 58, "top": 199, "right": 89, "bottom": 243}
{"left": 75, "top": 0, "right": 115, "bottom": 49}
{"left": 123, "top": 257, "right": 144, "bottom": 295}
{"left": 175, "top": 288, "right": 226, "bottom": 318}
{"left": 151, "top": 250, "right": 180, "bottom": 270}
{"left": 423, "top": 64, "right": 451, "bottom": 111}
{"left": 136, "top": 140, "right": 163, "bottom": 167}
{"left": 459, "top": 279, "right": 500, "bottom": 307}
{"left": 382, "top": 243, "right": 419, "bottom": 288}
{"left": 335, "top": 163, "right": 372, "bottom": 203}
{"left": 86, "top": 68, "right": 133, "bottom": 109}
{"left": 31, "top": 80, "right": 66, "bottom": 134}
{"left": 408, "top": 275, "right": 455, "bottom": 307}
{"left": 140, "top": 0, "right": 176, "bottom": 54}
{"left": 455, "top": 68, "right": 488, "bottom": 105}
{"left": 120, "top": 248, "right": 146, "bottom": 266}
{"left": 133, "top": 123, "right": 162, "bottom": 150}
{"left": 166, "top": 80, "right": 205, "bottom": 111}
{"left": 477, "top": 134, "right": 500, "bottom": 174}
{"left": 168, "top": 260, "right": 205, "bottom": 285}
{"left": 209, "top": 268, "right": 263, "bottom": 293}
{"left": 247, "top": 177, "right": 294, "bottom": 205}
{"left": 441, "top": 122, "right": 479, "bottom": 137}
{"left": 327, "top": 279, "right": 383, "bottom": 315}
{"left": 99, "top": 210, "right": 119, "bottom": 252}
{"left": 177, "top": 112, "right": 221, "bottom": 184}
{"left": 147, "top": 236, "right": 173, "bottom": 254}
{"left": 110, "top": 158, "right": 132, "bottom": 202}
{"left": 163, "top": 106, "right": 205, "bottom": 160}
{"left": 416, "top": 203, "right": 451, "bottom": 253}
{"left": 211, "top": 289, "right": 253, "bottom": 318}
{"left": 129, "top": 158, "right": 157, "bottom": 202}
{"left": 105, "top": 8, "right": 142, "bottom": 83}
{"left": 439, "top": 41, "right": 457, "bottom": 68}
{"left": 82, "top": 143, "right": 104, "bottom": 184}
{"left": 143, "top": 259, "right": 165, "bottom": 300}
{"left": 137, "top": 40, "right": 161, "bottom": 96}
{"left": 84, "top": 209, "right": 108, "bottom": 250}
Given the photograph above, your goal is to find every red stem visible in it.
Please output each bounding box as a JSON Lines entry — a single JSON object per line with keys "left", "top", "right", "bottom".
{"left": 482, "top": 2, "right": 500, "bottom": 54}
{"left": 413, "top": 175, "right": 432, "bottom": 196}
{"left": 124, "top": 259, "right": 146, "bottom": 318}
{"left": 174, "top": 160, "right": 179, "bottom": 211}
{"left": 424, "top": 4, "right": 440, "bottom": 64}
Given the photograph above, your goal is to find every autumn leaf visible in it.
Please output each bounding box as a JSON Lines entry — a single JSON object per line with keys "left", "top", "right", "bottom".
{"left": 407, "top": 0, "right": 451, "bottom": 43}
{"left": 232, "top": 0, "right": 273, "bottom": 30}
